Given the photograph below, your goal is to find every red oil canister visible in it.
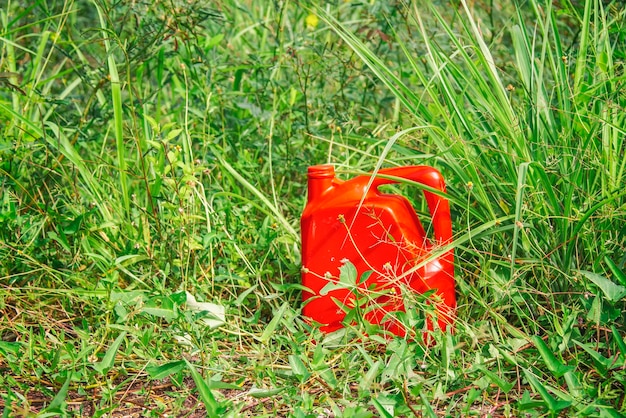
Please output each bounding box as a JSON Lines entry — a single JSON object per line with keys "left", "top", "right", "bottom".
{"left": 301, "top": 164, "right": 455, "bottom": 337}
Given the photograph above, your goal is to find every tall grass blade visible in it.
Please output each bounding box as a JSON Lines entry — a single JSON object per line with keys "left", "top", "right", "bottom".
{"left": 510, "top": 162, "right": 530, "bottom": 276}
{"left": 94, "top": 0, "right": 129, "bottom": 215}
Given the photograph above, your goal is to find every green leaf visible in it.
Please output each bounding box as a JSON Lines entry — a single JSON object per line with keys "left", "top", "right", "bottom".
{"left": 0, "top": 341, "right": 22, "bottom": 357}
{"left": 185, "top": 291, "right": 225, "bottom": 329}
{"left": 206, "top": 33, "right": 224, "bottom": 49}
{"left": 573, "top": 340, "right": 612, "bottom": 375}
{"left": 418, "top": 392, "right": 437, "bottom": 418}
{"left": 359, "top": 270, "right": 373, "bottom": 285}
{"left": 166, "top": 128, "right": 183, "bottom": 141}
{"left": 317, "top": 367, "right": 337, "bottom": 390}
{"left": 563, "top": 371, "right": 583, "bottom": 400}
{"left": 523, "top": 369, "right": 571, "bottom": 413}
{"left": 531, "top": 336, "right": 573, "bottom": 377}
{"left": 259, "top": 302, "right": 288, "bottom": 343}
{"left": 320, "top": 259, "right": 360, "bottom": 296}
{"left": 288, "top": 354, "right": 310, "bottom": 382}
{"left": 93, "top": 331, "right": 127, "bottom": 374}
{"left": 475, "top": 365, "right": 513, "bottom": 393}
{"left": 110, "top": 290, "right": 145, "bottom": 304}
{"left": 605, "top": 256, "right": 626, "bottom": 287}
{"left": 115, "top": 254, "right": 150, "bottom": 266}
{"left": 42, "top": 373, "right": 71, "bottom": 413}
{"left": 517, "top": 390, "right": 545, "bottom": 411}
{"left": 47, "top": 231, "right": 71, "bottom": 253}
{"left": 359, "top": 361, "right": 380, "bottom": 396}
{"left": 577, "top": 269, "right": 626, "bottom": 302}
{"left": 370, "top": 394, "right": 395, "bottom": 418}
{"left": 207, "top": 379, "right": 242, "bottom": 390}
{"left": 611, "top": 325, "right": 626, "bottom": 360}
{"left": 234, "top": 284, "right": 258, "bottom": 306}
{"left": 146, "top": 360, "right": 186, "bottom": 380}
{"left": 247, "top": 386, "right": 285, "bottom": 398}
{"left": 184, "top": 359, "right": 226, "bottom": 417}
{"left": 339, "top": 259, "right": 358, "bottom": 286}
{"left": 510, "top": 162, "right": 530, "bottom": 274}
{"left": 320, "top": 281, "right": 342, "bottom": 296}
{"left": 141, "top": 296, "right": 178, "bottom": 321}
{"left": 586, "top": 296, "right": 602, "bottom": 324}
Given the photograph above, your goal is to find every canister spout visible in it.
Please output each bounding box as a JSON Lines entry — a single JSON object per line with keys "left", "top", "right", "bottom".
{"left": 307, "top": 165, "right": 335, "bottom": 203}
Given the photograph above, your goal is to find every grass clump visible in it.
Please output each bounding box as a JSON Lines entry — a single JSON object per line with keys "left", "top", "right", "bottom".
{"left": 1, "top": 0, "right": 625, "bottom": 416}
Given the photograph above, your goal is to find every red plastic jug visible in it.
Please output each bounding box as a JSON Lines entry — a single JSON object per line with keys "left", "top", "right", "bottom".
{"left": 301, "top": 165, "right": 455, "bottom": 337}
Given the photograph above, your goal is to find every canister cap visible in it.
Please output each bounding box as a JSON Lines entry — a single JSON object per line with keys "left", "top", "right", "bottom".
{"left": 308, "top": 165, "right": 335, "bottom": 179}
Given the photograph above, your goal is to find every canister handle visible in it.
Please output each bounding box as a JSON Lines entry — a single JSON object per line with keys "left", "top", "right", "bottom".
{"left": 370, "top": 166, "right": 452, "bottom": 245}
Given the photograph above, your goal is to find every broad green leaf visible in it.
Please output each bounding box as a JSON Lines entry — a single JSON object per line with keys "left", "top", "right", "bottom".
{"left": 0, "top": 341, "right": 22, "bottom": 357}
{"left": 531, "top": 336, "right": 572, "bottom": 377}
{"left": 109, "top": 290, "right": 145, "bottom": 303}
{"left": 206, "top": 33, "right": 224, "bottom": 49}
{"left": 611, "top": 325, "right": 626, "bottom": 359}
{"left": 320, "top": 260, "right": 360, "bottom": 295}
{"left": 523, "top": 369, "right": 571, "bottom": 413}
{"left": 184, "top": 359, "right": 225, "bottom": 417}
{"left": 475, "top": 365, "right": 513, "bottom": 393}
{"left": 339, "top": 259, "right": 358, "bottom": 286}
{"left": 586, "top": 296, "right": 602, "bottom": 324}
{"left": 141, "top": 295, "right": 178, "bottom": 321}
{"left": 320, "top": 281, "right": 342, "bottom": 296}
{"left": 419, "top": 392, "right": 437, "bottom": 418}
{"left": 42, "top": 372, "right": 71, "bottom": 413}
{"left": 288, "top": 354, "right": 310, "bottom": 382}
{"left": 563, "top": 371, "right": 583, "bottom": 399}
{"left": 166, "top": 128, "right": 183, "bottom": 141}
{"left": 507, "top": 338, "right": 529, "bottom": 352}
{"left": 259, "top": 302, "right": 288, "bottom": 343}
{"left": 247, "top": 386, "right": 285, "bottom": 398}
{"left": 317, "top": 367, "right": 337, "bottom": 390}
{"left": 320, "top": 328, "right": 348, "bottom": 347}
{"left": 207, "top": 380, "right": 242, "bottom": 390}
{"left": 146, "top": 360, "right": 186, "bottom": 380}
{"left": 93, "top": 331, "right": 127, "bottom": 374}
{"left": 573, "top": 340, "right": 612, "bottom": 375}
{"left": 359, "top": 361, "right": 380, "bottom": 396}
{"left": 359, "top": 269, "right": 374, "bottom": 285}
{"left": 370, "top": 394, "right": 395, "bottom": 418}
{"left": 605, "top": 256, "right": 626, "bottom": 287}
{"left": 185, "top": 291, "right": 225, "bottom": 329}
{"left": 577, "top": 270, "right": 626, "bottom": 302}
{"left": 517, "top": 390, "right": 545, "bottom": 411}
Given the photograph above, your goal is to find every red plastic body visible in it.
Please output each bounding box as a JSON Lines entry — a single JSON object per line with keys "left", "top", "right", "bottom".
{"left": 301, "top": 165, "right": 455, "bottom": 336}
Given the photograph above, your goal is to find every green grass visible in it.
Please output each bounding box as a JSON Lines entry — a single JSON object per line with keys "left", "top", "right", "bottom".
{"left": 1, "top": 0, "right": 625, "bottom": 416}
